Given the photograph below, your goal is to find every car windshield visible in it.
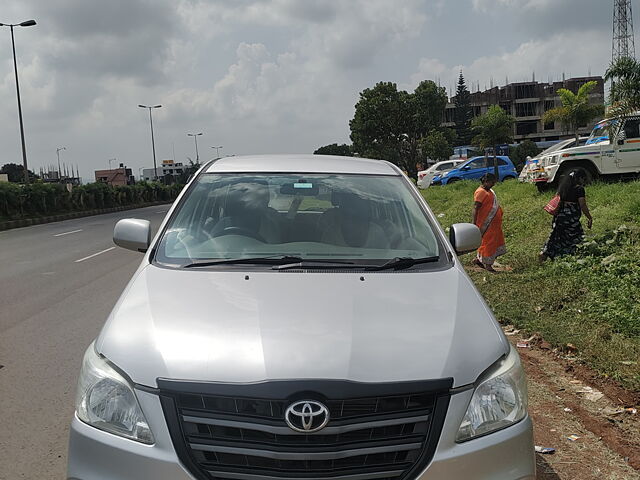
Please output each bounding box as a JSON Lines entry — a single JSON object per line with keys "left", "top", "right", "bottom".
{"left": 155, "top": 173, "right": 442, "bottom": 267}
{"left": 586, "top": 121, "right": 613, "bottom": 144}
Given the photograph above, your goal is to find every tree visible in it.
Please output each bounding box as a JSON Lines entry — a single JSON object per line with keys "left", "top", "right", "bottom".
{"left": 0, "top": 163, "right": 36, "bottom": 183}
{"left": 471, "top": 105, "right": 515, "bottom": 177}
{"left": 453, "top": 72, "right": 473, "bottom": 145}
{"left": 510, "top": 140, "right": 541, "bottom": 173}
{"left": 420, "top": 129, "right": 454, "bottom": 163}
{"left": 350, "top": 80, "right": 448, "bottom": 178}
{"left": 604, "top": 57, "right": 640, "bottom": 136}
{"left": 542, "top": 81, "right": 604, "bottom": 143}
{"left": 350, "top": 82, "right": 404, "bottom": 167}
{"left": 314, "top": 144, "right": 353, "bottom": 156}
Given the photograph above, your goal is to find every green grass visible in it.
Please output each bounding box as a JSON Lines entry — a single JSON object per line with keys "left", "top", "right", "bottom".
{"left": 423, "top": 179, "right": 640, "bottom": 391}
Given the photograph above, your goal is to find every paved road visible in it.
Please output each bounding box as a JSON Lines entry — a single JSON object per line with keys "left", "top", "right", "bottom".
{"left": 0, "top": 205, "right": 170, "bottom": 480}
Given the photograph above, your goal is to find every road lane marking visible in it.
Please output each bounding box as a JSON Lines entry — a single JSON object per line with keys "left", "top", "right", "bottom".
{"left": 155, "top": 210, "right": 168, "bottom": 213}
{"left": 74, "top": 247, "right": 116, "bottom": 263}
{"left": 54, "top": 229, "right": 83, "bottom": 237}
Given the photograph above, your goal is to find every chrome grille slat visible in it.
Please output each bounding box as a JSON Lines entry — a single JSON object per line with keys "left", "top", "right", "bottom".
{"left": 182, "top": 414, "right": 431, "bottom": 436}
{"left": 190, "top": 442, "right": 423, "bottom": 460}
{"left": 206, "top": 469, "right": 405, "bottom": 480}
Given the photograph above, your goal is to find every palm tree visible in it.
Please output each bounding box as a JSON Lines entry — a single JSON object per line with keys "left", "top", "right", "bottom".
{"left": 604, "top": 57, "right": 640, "bottom": 136}
{"left": 542, "top": 81, "right": 604, "bottom": 143}
{"left": 471, "top": 105, "right": 515, "bottom": 178}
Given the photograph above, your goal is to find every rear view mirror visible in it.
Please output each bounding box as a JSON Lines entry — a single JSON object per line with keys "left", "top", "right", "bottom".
{"left": 461, "top": 166, "right": 471, "bottom": 171}
{"left": 114, "top": 218, "right": 151, "bottom": 253}
{"left": 280, "top": 181, "right": 320, "bottom": 196}
{"left": 449, "top": 223, "right": 481, "bottom": 254}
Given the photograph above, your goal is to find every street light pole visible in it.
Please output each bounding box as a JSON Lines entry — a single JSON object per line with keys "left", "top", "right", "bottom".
{"left": 108, "top": 157, "right": 116, "bottom": 170}
{"left": 139, "top": 104, "right": 162, "bottom": 181}
{"left": 56, "top": 146, "right": 66, "bottom": 180}
{"left": 0, "top": 19, "right": 37, "bottom": 184}
{"left": 210, "top": 145, "right": 223, "bottom": 158}
{"left": 187, "top": 132, "right": 203, "bottom": 164}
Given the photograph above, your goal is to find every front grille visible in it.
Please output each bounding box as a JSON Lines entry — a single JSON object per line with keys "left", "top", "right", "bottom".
{"left": 159, "top": 379, "right": 451, "bottom": 480}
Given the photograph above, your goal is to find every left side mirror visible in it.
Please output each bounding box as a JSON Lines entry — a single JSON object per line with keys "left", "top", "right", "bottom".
{"left": 449, "top": 223, "right": 481, "bottom": 254}
{"left": 113, "top": 218, "right": 151, "bottom": 252}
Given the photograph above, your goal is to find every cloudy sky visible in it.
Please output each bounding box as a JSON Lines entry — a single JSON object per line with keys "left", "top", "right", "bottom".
{"left": 0, "top": 0, "right": 615, "bottom": 181}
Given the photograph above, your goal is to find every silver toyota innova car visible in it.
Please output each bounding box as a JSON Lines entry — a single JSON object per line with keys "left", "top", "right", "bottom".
{"left": 68, "top": 155, "right": 535, "bottom": 479}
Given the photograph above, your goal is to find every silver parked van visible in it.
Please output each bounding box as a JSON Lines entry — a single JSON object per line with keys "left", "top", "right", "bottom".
{"left": 68, "top": 155, "right": 535, "bottom": 479}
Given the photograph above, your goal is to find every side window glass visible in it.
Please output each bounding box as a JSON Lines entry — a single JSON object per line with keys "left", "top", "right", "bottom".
{"left": 623, "top": 119, "right": 640, "bottom": 139}
{"left": 497, "top": 158, "right": 508, "bottom": 166}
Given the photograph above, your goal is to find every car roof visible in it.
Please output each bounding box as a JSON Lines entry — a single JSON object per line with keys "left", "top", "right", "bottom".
{"left": 464, "top": 155, "right": 511, "bottom": 163}
{"left": 204, "top": 154, "right": 400, "bottom": 175}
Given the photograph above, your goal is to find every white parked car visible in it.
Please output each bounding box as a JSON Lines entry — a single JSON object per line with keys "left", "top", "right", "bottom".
{"left": 417, "top": 160, "right": 465, "bottom": 188}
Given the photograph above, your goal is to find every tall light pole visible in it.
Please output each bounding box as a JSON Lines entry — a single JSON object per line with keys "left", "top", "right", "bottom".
{"left": 139, "top": 104, "right": 161, "bottom": 180}
{"left": 56, "top": 146, "right": 66, "bottom": 180}
{"left": 0, "top": 19, "right": 37, "bottom": 184}
{"left": 108, "top": 157, "right": 116, "bottom": 169}
{"left": 210, "top": 145, "right": 223, "bottom": 157}
{"left": 187, "top": 132, "right": 203, "bottom": 164}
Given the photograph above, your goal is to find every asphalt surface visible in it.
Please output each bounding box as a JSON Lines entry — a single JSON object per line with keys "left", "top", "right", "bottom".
{"left": 0, "top": 205, "right": 170, "bottom": 480}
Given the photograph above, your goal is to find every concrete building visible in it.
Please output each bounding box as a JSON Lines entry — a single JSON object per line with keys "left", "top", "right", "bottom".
{"left": 142, "top": 160, "right": 185, "bottom": 183}
{"left": 443, "top": 76, "right": 605, "bottom": 143}
{"left": 95, "top": 164, "right": 134, "bottom": 186}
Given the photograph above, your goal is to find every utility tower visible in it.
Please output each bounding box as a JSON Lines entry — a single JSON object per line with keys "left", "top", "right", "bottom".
{"left": 613, "top": 0, "right": 636, "bottom": 62}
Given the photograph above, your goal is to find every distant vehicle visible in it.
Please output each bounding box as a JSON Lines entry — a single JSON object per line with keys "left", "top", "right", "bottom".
{"left": 519, "top": 137, "right": 588, "bottom": 182}
{"left": 524, "top": 113, "right": 640, "bottom": 190}
{"left": 417, "top": 159, "right": 465, "bottom": 188}
{"left": 431, "top": 156, "right": 518, "bottom": 185}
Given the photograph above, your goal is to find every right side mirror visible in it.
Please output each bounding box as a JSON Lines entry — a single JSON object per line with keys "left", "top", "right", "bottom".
{"left": 113, "top": 218, "right": 151, "bottom": 252}
{"left": 449, "top": 223, "right": 481, "bottom": 254}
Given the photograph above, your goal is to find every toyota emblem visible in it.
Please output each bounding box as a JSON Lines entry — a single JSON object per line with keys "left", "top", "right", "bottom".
{"left": 284, "top": 400, "right": 330, "bottom": 433}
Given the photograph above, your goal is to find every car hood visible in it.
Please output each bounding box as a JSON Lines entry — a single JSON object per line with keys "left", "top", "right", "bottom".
{"left": 97, "top": 264, "right": 509, "bottom": 388}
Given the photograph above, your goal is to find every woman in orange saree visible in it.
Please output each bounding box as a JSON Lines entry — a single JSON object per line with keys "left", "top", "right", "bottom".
{"left": 472, "top": 173, "right": 506, "bottom": 272}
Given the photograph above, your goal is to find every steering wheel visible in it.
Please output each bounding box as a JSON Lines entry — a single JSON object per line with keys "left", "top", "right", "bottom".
{"left": 212, "top": 226, "right": 266, "bottom": 243}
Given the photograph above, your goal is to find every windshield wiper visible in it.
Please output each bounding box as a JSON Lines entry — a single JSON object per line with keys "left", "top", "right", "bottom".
{"left": 183, "top": 255, "right": 305, "bottom": 268}
{"left": 365, "top": 256, "right": 440, "bottom": 271}
{"left": 272, "top": 259, "right": 362, "bottom": 271}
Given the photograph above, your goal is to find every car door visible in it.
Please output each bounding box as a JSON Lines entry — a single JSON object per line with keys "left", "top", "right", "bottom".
{"left": 496, "top": 157, "right": 513, "bottom": 179}
{"left": 460, "top": 158, "right": 489, "bottom": 180}
{"left": 616, "top": 118, "right": 640, "bottom": 171}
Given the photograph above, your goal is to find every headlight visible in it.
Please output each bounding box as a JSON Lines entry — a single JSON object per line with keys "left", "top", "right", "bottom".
{"left": 456, "top": 345, "right": 527, "bottom": 442}
{"left": 441, "top": 171, "right": 450, "bottom": 177}
{"left": 75, "top": 343, "right": 154, "bottom": 444}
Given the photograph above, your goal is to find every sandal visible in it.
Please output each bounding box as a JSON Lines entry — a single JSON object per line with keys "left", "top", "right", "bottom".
{"left": 472, "top": 258, "right": 485, "bottom": 269}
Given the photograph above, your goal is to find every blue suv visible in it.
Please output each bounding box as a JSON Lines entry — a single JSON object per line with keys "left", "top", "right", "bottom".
{"left": 431, "top": 156, "right": 518, "bottom": 185}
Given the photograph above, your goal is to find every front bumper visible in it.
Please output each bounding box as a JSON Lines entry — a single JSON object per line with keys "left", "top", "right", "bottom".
{"left": 68, "top": 388, "right": 535, "bottom": 480}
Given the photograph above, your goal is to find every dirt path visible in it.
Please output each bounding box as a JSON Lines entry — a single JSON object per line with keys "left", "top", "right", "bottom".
{"left": 505, "top": 328, "right": 640, "bottom": 479}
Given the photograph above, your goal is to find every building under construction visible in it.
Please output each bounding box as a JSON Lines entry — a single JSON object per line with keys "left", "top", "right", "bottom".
{"left": 443, "top": 76, "right": 605, "bottom": 143}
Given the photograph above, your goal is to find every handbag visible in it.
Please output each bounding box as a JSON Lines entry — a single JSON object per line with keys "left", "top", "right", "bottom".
{"left": 543, "top": 194, "right": 561, "bottom": 215}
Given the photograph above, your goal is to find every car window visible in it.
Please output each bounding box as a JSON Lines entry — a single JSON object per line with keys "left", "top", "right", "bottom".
{"left": 436, "top": 163, "right": 451, "bottom": 171}
{"left": 156, "top": 173, "right": 442, "bottom": 266}
{"left": 497, "top": 158, "right": 508, "bottom": 166}
{"left": 466, "top": 158, "right": 486, "bottom": 169}
{"left": 623, "top": 119, "right": 640, "bottom": 139}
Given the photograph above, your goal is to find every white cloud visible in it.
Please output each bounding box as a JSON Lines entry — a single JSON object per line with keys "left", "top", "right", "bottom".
{"left": 407, "top": 30, "right": 609, "bottom": 98}
{"left": 472, "top": 0, "right": 554, "bottom": 12}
